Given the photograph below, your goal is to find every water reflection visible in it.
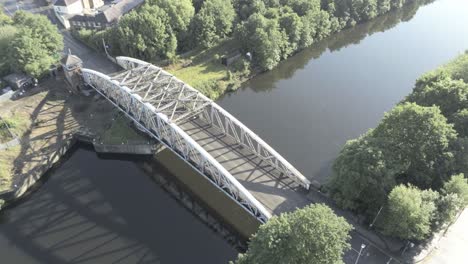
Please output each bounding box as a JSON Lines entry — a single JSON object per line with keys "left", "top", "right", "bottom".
{"left": 0, "top": 147, "right": 236, "bottom": 264}
{"left": 223, "top": 0, "right": 434, "bottom": 94}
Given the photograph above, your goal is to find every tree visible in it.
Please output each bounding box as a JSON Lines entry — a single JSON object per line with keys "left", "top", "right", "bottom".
{"left": 0, "top": 7, "right": 12, "bottom": 26}
{"left": 147, "top": 0, "right": 194, "bottom": 35}
{"left": 329, "top": 134, "right": 399, "bottom": 213}
{"left": 116, "top": 4, "right": 177, "bottom": 60}
{"left": 278, "top": 9, "right": 303, "bottom": 57}
{"left": 443, "top": 174, "right": 468, "bottom": 206}
{"left": 371, "top": 103, "right": 457, "bottom": 189}
{"left": 235, "top": 13, "right": 287, "bottom": 70}
{"left": 12, "top": 11, "right": 63, "bottom": 57}
{"left": 233, "top": 0, "right": 266, "bottom": 20}
{"left": 9, "top": 28, "right": 57, "bottom": 78}
{"left": 191, "top": 0, "right": 236, "bottom": 48}
{"left": 382, "top": 185, "right": 437, "bottom": 240}
{"left": 233, "top": 204, "right": 352, "bottom": 264}
{"left": 406, "top": 71, "right": 468, "bottom": 119}
{"left": 280, "top": 0, "right": 321, "bottom": 16}
{"left": 0, "top": 25, "right": 16, "bottom": 74}
{"left": 453, "top": 109, "right": 468, "bottom": 138}
{"left": 8, "top": 11, "right": 63, "bottom": 78}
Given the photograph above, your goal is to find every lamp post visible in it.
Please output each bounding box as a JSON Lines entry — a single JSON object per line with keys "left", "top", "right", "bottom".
{"left": 369, "top": 206, "right": 383, "bottom": 228}
{"left": 355, "top": 244, "right": 366, "bottom": 264}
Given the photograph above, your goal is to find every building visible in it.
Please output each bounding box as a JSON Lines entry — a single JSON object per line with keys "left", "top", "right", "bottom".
{"left": 53, "top": 0, "right": 143, "bottom": 29}
{"left": 60, "top": 54, "right": 84, "bottom": 93}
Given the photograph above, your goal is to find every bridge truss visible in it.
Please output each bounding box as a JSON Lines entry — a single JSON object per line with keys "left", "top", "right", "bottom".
{"left": 82, "top": 56, "right": 310, "bottom": 223}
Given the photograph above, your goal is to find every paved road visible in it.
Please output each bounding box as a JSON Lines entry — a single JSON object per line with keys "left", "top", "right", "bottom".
{"left": 1, "top": 1, "right": 401, "bottom": 263}
{"left": 423, "top": 208, "right": 468, "bottom": 264}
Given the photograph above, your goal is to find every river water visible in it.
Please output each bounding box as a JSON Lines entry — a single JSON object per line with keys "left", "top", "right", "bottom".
{"left": 1, "top": 0, "right": 468, "bottom": 263}
{"left": 218, "top": 0, "right": 468, "bottom": 184}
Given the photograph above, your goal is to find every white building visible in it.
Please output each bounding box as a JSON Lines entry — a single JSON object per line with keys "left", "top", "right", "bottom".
{"left": 53, "top": 0, "right": 105, "bottom": 28}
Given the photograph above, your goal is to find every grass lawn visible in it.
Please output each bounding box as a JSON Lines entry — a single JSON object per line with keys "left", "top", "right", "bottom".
{"left": 0, "top": 113, "right": 31, "bottom": 142}
{"left": 165, "top": 38, "right": 246, "bottom": 99}
{"left": 0, "top": 145, "right": 20, "bottom": 191}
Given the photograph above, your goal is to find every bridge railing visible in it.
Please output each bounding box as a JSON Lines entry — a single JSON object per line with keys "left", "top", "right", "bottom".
{"left": 115, "top": 56, "right": 311, "bottom": 190}
{"left": 82, "top": 68, "right": 272, "bottom": 223}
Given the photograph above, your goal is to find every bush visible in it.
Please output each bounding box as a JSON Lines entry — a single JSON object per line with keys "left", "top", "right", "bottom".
{"left": 382, "top": 185, "right": 437, "bottom": 240}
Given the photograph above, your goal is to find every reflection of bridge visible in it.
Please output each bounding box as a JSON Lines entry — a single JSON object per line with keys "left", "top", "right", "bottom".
{"left": 82, "top": 57, "right": 311, "bottom": 222}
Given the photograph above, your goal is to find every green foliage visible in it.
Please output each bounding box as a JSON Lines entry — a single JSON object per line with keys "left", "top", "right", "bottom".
{"left": 12, "top": 11, "right": 63, "bottom": 56}
{"left": 443, "top": 174, "right": 468, "bottom": 206}
{"left": 434, "top": 193, "right": 463, "bottom": 227}
{"left": 147, "top": 0, "right": 195, "bottom": 34}
{"left": 329, "top": 134, "right": 398, "bottom": 213}
{"left": 382, "top": 185, "right": 437, "bottom": 240}
{"left": 233, "top": 204, "right": 352, "bottom": 264}
{"left": 0, "top": 25, "right": 16, "bottom": 75}
{"left": 191, "top": 0, "right": 236, "bottom": 48}
{"left": 453, "top": 109, "right": 468, "bottom": 138}
{"left": 6, "top": 11, "right": 63, "bottom": 78}
{"left": 117, "top": 4, "right": 177, "bottom": 60}
{"left": 0, "top": 8, "right": 12, "bottom": 26}
{"left": 233, "top": 0, "right": 267, "bottom": 20}
{"left": 236, "top": 13, "right": 287, "bottom": 70}
{"left": 372, "top": 103, "right": 457, "bottom": 189}
{"left": 407, "top": 71, "right": 468, "bottom": 119}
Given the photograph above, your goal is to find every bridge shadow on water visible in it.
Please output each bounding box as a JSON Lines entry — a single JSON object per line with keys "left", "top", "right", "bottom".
{"left": 0, "top": 146, "right": 237, "bottom": 264}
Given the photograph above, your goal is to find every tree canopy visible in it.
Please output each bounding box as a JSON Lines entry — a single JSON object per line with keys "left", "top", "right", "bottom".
{"left": 235, "top": 13, "right": 286, "bottom": 70}
{"left": 233, "top": 204, "right": 352, "bottom": 264}
{"left": 382, "top": 185, "right": 437, "bottom": 240}
{"left": 147, "top": 0, "right": 194, "bottom": 34}
{"left": 443, "top": 174, "right": 468, "bottom": 206}
{"left": 371, "top": 102, "right": 457, "bottom": 188}
{"left": 329, "top": 134, "right": 399, "bottom": 212}
{"left": 6, "top": 11, "right": 63, "bottom": 78}
{"left": 116, "top": 4, "right": 177, "bottom": 60}
{"left": 191, "top": 0, "right": 236, "bottom": 48}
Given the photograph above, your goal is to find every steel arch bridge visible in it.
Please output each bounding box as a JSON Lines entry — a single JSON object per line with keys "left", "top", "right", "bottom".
{"left": 82, "top": 57, "right": 310, "bottom": 223}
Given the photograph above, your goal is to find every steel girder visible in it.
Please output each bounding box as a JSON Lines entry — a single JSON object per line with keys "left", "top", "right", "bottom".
{"left": 115, "top": 56, "right": 311, "bottom": 190}
{"left": 82, "top": 68, "right": 272, "bottom": 223}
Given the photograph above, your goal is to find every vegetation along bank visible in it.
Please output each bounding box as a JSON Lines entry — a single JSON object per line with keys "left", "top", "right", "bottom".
{"left": 74, "top": 0, "right": 435, "bottom": 99}
{"left": 328, "top": 52, "right": 468, "bottom": 241}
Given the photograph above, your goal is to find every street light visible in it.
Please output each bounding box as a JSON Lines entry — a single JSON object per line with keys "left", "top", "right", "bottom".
{"left": 354, "top": 244, "right": 366, "bottom": 264}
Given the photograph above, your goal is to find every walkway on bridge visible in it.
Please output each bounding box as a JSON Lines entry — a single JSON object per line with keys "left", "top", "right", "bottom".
{"left": 82, "top": 57, "right": 311, "bottom": 222}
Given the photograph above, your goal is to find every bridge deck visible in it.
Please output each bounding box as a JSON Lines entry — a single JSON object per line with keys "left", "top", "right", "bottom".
{"left": 179, "top": 117, "right": 310, "bottom": 215}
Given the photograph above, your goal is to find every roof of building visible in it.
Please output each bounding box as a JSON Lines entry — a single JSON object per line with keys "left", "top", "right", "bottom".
{"left": 68, "top": 0, "right": 143, "bottom": 24}
{"left": 54, "top": 0, "right": 81, "bottom": 6}
{"left": 61, "top": 54, "right": 83, "bottom": 68}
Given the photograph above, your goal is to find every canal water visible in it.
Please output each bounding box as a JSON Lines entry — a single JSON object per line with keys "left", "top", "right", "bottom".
{"left": 218, "top": 0, "right": 468, "bottom": 184}
{"left": 1, "top": 0, "right": 468, "bottom": 263}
